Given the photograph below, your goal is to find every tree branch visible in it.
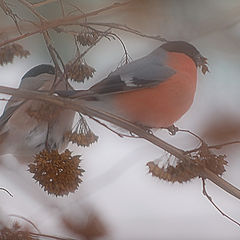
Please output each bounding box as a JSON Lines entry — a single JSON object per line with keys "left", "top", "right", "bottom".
{"left": 0, "top": 0, "right": 134, "bottom": 48}
{"left": 0, "top": 85, "right": 240, "bottom": 200}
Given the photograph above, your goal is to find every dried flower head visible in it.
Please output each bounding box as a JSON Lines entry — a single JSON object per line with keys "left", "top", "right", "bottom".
{"left": 65, "top": 58, "right": 95, "bottom": 82}
{"left": 0, "top": 222, "right": 35, "bottom": 240}
{"left": 26, "top": 103, "right": 62, "bottom": 123}
{"left": 28, "top": 149, "right": 84, "bottom": 196}
{"left": 147, "top": 144, "right": 227, "bottom": 183}
{"left": 76, "top": 30, "right": 99, "bottom": 46}
{"left": 65, "top": 115, "right": 98, "bottom": 147}
{"left": 0, "top": 44, "right": 30, "bottom": 65}
{"left": 147, "top": 160, "right": 199, "bottom": 183}
{"left": 194, "top": 145, "right": 227, "bottom": 176}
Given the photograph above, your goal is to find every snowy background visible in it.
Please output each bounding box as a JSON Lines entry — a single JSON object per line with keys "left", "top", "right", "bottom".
{"left": 0, "top": 0, "right": 240, "bottom": 239}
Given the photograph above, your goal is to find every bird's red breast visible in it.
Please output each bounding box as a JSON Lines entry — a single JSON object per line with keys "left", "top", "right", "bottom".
{"left": 112, "top": 52, "right": 197, "bottom": 128}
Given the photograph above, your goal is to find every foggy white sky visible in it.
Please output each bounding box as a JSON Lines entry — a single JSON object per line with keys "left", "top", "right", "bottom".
{"left": 0, "top": 1, "right": 240, "bottom": 239}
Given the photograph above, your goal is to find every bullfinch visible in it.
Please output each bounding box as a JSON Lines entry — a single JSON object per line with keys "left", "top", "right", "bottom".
{"left": 0, "top": 64, "right": 75, "bottom": 163}
{"left": 61, "top": 41, "right": 207, "bottom": 128}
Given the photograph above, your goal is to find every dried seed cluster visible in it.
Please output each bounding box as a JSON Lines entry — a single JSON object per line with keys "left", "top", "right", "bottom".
{"left": 28, "top": 149, "right": 84, "bottom": 196}
{"left": 65, "top": 130, "right": 98, "bottom": 147}
{"left": 147, "top": 160, "right": 199, "bottom": 183}
{"left": 147, "top": 145, "right": 227, "bottom": 183}
{"left": 65, "top": 59, "right": 95, "bottom": 82}
{"left": 194, "top": 146, "right": 227, "bottom": 176}
{"left": 0, "top": 222, "right": 34, "bottom": 240}
{"left": 0, "top": 44, "right": 30, "bottom": 65}
{"left": 65, "top": 115, "right": 98, "bottom": 147}
{"left": 26, "top": 103, "right": 62, "bottom": 123}
{"left": 76, "top": 31, "right": 99, "bottom": 46}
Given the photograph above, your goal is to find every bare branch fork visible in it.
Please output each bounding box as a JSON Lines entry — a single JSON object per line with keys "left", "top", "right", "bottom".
{"left": 0, "top": 85, "right": 239, "bottom": 200}
{"left": 202, "top": 179, "right": 240, "bottom": 227}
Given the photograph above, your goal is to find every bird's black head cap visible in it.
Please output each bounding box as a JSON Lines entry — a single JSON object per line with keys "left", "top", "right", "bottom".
{"left": 161, "top": 41, "right": 208, "bottom": 72}
{"left": 22, "top": 64, "right": 55, "bottom": 79}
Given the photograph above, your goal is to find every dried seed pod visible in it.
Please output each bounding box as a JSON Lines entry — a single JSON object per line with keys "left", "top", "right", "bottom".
{"left": 65, "top": 58, "right": 95, "bottom": 82}
{"left": 196, "top": 146, "right": 227, "bottom": 176}
{"left": 147, "top": 144, "right": 228, "bottom": 183}
{"left": 76, "top": 30, "right": 99, "bottom": 46}
{"left": 147, "top": 160, "right": 199, "bottom": 183}
{"left": 0, "top": 43, "right": 30, "bottom": 65}
{"left": 28, "top": 149, "right": 84, "bottom": 196}
{"left": 65, "top": 114, "right": 98, "bottom": 147}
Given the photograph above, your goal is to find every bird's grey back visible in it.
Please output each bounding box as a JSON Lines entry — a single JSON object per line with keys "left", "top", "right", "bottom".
{"left": 110, "top": 47, "right": 174, "bottom": 81}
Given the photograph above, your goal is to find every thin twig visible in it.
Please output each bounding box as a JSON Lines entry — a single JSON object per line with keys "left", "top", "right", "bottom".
{"left": 30, "top": 231, "right": 77, "bottom": 240}
{"left": 110, "top": 32, "right": 129, "bottom": 64}
{"left": 0, "top": 0, "right": 22, "bottom": 34}
{"left": 18, "top": 0, "right": 47, "bottom": 21}
{"left": 32, "top": 0, "right": 57, "bottom": 8}
{"left": 43, "top": 31, "right": 62, "bottom": 73}
{"left": 202, "top": 178, "right": 240, "bottom": 227}
{"left": 185, "top": 140, "right": 240, "bottom": 154}
{"left": 89, "top": 115, "right": 139, "bottom": 138}
{"left": 58, "top": 0, "right": 65, "bottom": 17}
{"left": 9, "top": 214, "right": 41, "bottom": 233}
{"left": 0, "top": 1, "right": 138, "bottom": 48}
{"left": 209, "top": 141, "right": 240, "bottom": 150}
{"left": 177, "top": 128, "right": 204, "bottom": 143}
{"left": 19, "top": 0, "right": 62, "bottom": 72}
{"left": 80, "top": 29, "right": 112, "bottom": 58}
{"left": 85, "top": 21, "right": 167, "bottom": 42}
{"left": 0, "top": 187, "right": 13, "bottom": 197}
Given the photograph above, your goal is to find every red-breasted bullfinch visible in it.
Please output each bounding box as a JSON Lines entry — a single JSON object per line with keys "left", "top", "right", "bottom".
{"left": 61, "top": 41, "right": 208, "bottom": 128}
